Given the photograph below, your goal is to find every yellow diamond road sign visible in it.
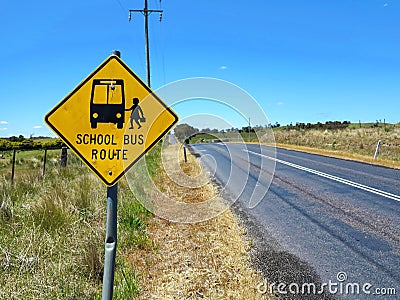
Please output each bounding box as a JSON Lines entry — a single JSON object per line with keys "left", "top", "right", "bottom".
{"left": 45, "top": 55, "right": 178, "bottom": 186}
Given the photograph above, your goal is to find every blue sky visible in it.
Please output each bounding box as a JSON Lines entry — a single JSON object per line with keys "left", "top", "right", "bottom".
{"left": 0, "top": 0, "right": 399, "bottom": 137}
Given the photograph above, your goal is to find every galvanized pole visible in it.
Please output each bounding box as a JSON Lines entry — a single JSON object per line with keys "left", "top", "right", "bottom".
{"left": 101, "top": 49, "right": 121, "bottom": 300}
{"left": 111, "top": 50, "right": 121, "bottom": 58}
{"left": 102, "top": 184, "right": 118, "bottom": 300}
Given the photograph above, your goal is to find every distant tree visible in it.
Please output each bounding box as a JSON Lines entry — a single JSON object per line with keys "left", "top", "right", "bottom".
{"left": 19, "top": 139, "right": 35, "bottom": 149}
{"left": 210, "top": 128, "right": 219, "bottom": 133}
{"left": 42, "top": 139, "right": 64, "bottom": 149}
{"left": 174, "top": 124, "right": 199, "bottom": 142}
{"left": 283, "top": 120, "right": 351, "bottom": 131}
{"left": 0, "top": 138, "right": 12, "bottom": 150}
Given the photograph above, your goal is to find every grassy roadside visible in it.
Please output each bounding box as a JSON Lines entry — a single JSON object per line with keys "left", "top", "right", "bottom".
{"left": 273, "top": 126, "right": 400, "bottom": 169}
{"left": 128, "top": 144, "right": 272, "bottom": 299}
{"left": 1, "top": 142, "right": 272, "bottom": 299}
{"left": 274, "top": 143, "right": 400, "bottom": 169}
{"left": 0, "top": 149, "right": 155, "bottom": 299}
{"left": 185, "top": 124, "right": 400, "bottom": 169}
{"left": 0, "top": 149, "right": 66, "bottom": 179}
{"left": 0, "top": 162, "right": 105, "bottom": 298}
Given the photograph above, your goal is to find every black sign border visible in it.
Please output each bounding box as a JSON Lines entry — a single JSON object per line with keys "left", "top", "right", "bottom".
{"left": 45, "top": 55, "right": 179, "bottom": 186}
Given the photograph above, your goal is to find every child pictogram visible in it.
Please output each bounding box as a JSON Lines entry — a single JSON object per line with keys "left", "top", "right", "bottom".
{"left": 125, "top": 97, "right": 146, "bottom": 129}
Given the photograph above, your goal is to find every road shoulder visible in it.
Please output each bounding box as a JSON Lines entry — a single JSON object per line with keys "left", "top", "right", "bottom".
{"left": 128, "top": 145, "right": 272, "bottom": 299}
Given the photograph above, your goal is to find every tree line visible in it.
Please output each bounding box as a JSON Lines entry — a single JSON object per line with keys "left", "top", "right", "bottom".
{"left": 173, "top": 121, "right": 354, "bottom": 142}
{"left": 286, "top": 121, "right": 351, "bottom": 130}
{"left": 0, "top": 136, "right": 64, "bottom": 150}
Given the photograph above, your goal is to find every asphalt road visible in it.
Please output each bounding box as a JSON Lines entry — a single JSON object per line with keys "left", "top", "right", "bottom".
{"left": 189, "top": 143, "right": 400, "bottom": 299}
{"left": 167, "top": 134, "right": 178, "bottom": 145}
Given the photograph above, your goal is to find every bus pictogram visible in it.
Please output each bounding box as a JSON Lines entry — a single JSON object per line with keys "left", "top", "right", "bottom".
{"left": 90, "top": 79, "right": 125, "bottom": 129}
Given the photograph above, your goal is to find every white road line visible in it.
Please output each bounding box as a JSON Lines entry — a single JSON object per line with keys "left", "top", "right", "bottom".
{"left": 246, "top": 150, "right": 400, "bottom": 203}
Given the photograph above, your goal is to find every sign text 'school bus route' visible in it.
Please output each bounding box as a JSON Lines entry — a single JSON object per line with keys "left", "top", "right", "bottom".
{"left": 45, "top": 55, "right": 178, "bottom": 186}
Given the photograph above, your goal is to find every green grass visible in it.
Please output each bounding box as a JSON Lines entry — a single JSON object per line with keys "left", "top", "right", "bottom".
{"left": 119, "top": 189, "right": 153, "bottom": 250}
{"left": 112, "top": 261, "right": 140, "bottom": 299}
{"left": 0, "top": 144, "right": 162, "bottom": 299}
{"left": 0, "top": 160, "right": 105, "bottom": 298}
{"left": 0, "top": 149, "right": 65, "bottom": 179}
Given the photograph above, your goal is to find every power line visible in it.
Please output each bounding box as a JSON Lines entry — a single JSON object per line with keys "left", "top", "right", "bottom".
{"left": 129, "top": 0, "right": 163, "bottom": 88}
{"left": 114, "top": 0, "right": 126, "bottom": 14}
{"left": 154, "top": 13, "right": 167, "bottom": 85}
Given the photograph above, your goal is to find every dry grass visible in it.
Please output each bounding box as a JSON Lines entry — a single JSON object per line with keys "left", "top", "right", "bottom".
{"left": 275, "top": 143, "right": 400, "bottom": 169}
{"left": 273, "top": 126, "right": 400, "bottom": 169}
{"left": 128, "top": 145, "right": 271, "bottom": 299}
{"left": 0, "top": 143, "right": 272, "bottom": 298}
{"left": 0, "top": 167, "right": 105, "bottom": 299}
{"left": 0, "top": 151, "right": 152, "bottom": 299}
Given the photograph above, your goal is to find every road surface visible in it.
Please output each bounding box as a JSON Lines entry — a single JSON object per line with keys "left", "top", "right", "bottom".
{"left": 167, "top": 134, "right": 178, "bottom": 145}
{"left": 190, "top": 142, "right": 400, "bottom": 299}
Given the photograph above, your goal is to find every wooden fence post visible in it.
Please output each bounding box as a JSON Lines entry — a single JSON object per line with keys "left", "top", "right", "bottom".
{"left": 60, "top": 146, "right": 68, "bottom": 167}
{"left": 42, "top": 148, "right": 47, "bottom": 177}
{"left": 11, "top": 149, "right": 16, "bottom": 184}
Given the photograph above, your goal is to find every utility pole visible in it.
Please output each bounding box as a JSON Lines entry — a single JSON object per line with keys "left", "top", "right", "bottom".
{"left": 129, "top": 0, "right": 163, "bottom": 88}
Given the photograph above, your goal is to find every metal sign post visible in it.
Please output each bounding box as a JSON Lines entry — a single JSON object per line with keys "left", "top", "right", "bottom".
{"left": 44, "top": 49, "right": 178, "bottom": 299}
{"left": 102, "top": 50, "right": 120, "bottom": 300}
{"left": 102, "top": 184, "right": 118, "bottom": 299}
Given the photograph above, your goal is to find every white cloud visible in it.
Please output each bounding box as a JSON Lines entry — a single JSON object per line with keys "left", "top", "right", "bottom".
{"left": 0, "top": 121, "right": 8, "bottom": 125}
{"left": 384, "top": 3, "right": 389, "bottom": 7}
{"left": 0, "top": 128, "right": 7, "bottom": 131}
{"left": 276, "top": 101, "right": 284, "bottom": 106}
{"left": 33, "top": 125, "right": 43, "bottom": 129}
{"left": 219, "top": 66, "right": 228, "bottom": 70}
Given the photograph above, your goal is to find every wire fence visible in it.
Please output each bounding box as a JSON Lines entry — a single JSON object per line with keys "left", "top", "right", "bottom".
{"left": 0, "top": 147, "right": 78, "bottom": 183}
